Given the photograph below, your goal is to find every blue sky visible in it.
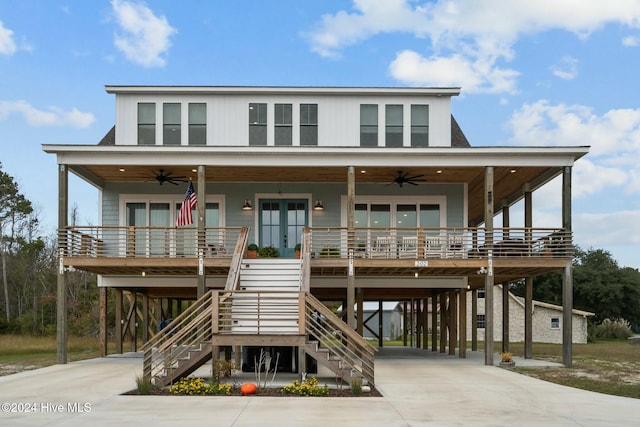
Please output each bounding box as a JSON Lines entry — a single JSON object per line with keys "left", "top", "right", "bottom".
{"left": 1, "top": 0, "right": 639, "bottom": 268}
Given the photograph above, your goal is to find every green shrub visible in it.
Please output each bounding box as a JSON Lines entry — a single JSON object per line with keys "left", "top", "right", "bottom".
{"left": 257, "top": 245, "right": 280, "bottom": 258}
{"left": 136, "top": 375, "right": 154, "bottom": 395}
{"left": 351, "top": 378, "right": 362, "bottom": 396}
{"left": 592, "top": 318, "right": 633, "bottom": 340}
{"left": 168, "top": 377, "right": 232, "bottom": 395}
{"left": 281, "top": 376, "right": 329, "bottom": 397}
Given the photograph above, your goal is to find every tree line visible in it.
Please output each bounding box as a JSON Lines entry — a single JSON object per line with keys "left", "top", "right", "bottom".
{"left": 0, "top": 163, "right": 102, "bottom": 335}
{"left": 0, "top": 163, "right": 639, "bottom": 336}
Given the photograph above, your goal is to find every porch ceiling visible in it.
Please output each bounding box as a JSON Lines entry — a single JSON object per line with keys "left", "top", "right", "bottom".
{"left": 70, "top": 164, "right": 554, "bottom": 227}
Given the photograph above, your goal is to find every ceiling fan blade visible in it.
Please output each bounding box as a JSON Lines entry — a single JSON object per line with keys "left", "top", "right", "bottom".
{"left": 406, "top": 174, "right": 425, "bottom": 180}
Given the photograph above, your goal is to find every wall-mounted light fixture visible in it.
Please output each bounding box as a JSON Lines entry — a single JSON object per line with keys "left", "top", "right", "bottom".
{"left": 313, "top": 200, "right": 324, "bottom": 211}
{"left": 242, "top": 199, "right": 253, "bottom": 211}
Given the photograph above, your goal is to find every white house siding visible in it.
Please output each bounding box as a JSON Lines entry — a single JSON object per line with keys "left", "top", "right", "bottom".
{"left": 466, "top": 286, "right": 592, "bottom": 344}
{"left": 113, "top": 91, "right": 452, "bottom": 148}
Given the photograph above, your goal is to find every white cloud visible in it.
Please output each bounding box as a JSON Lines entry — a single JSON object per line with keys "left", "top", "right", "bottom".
{"left": 111, "top": 0, "right": 177, "bottom": 68}
{"left": 308, "top": 1, "right": 640, "bottom": 91}
{"left": 506, "top": 100, "right": 640, "bottom": 197}
{"left": 550, "top": 56, "right": 578, "bottom": 80}
{"left": 389, "top": 49, "right": 519, "bottom": 93}
{"left": 0, "top": 20, "right": 17, "bottom": 55}
{"left": 622, "top": 36, "right": 640, "bottom": 47}
{"left": 0, "top": 100, "right": 95, "bottom": 128}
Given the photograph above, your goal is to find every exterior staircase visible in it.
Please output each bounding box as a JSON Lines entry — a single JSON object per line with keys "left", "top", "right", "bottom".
{"left": 142, "top": 255, "right": 375, "bottom": 387}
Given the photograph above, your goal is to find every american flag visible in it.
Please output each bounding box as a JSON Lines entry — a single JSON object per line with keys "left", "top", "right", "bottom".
{"left": 176, "top": 182, "right": 197, "bottom": 226}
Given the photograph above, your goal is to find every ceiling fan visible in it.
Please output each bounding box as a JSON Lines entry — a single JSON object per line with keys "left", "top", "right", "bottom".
{"left": 150, "top": 169, "right": 189, "bottom": 186}
{"left": 388, "top": 170, "right": 426, "bottom": 187}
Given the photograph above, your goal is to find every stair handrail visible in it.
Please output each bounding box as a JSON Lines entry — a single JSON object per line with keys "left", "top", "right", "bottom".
{"left": 299, "top": 227, "right": 312, "bottom": 292}
{"left": 224, "top": 226, "right": 249, "bottom": 290}
{"left": 142, "top": 290, "right": 215, "bottom": 384}
{"left": 304, "top": 292, "right": 376, "bottom": 385}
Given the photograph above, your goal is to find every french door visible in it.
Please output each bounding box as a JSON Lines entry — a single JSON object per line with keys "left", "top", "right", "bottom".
{"left": 259, "top": 199, "right": 308, "bottom": 258}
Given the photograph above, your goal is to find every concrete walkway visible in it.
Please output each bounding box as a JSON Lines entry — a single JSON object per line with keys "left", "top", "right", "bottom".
{"left": 1, "top": 349, "right": 638, "bottom": 427}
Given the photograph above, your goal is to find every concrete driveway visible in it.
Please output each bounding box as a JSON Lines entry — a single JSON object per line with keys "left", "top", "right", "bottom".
{"left": 0, "top": 349, "right": 637, "bottom": 427}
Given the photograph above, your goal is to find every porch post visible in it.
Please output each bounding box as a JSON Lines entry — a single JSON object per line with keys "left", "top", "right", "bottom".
{"left": 439, "top": 294, "right": 447, "bottom": 353}
{"left": 502, "top": 282, "right": 509, "bottom": 353}
{"left": 56, "top": 164, "right": 68, "bottom": 364}
{"left": 562, "top": 166, "right": 573, "bottom": 367}
{"left": 448, "top": 291, "right": 457, "bottom": 356}
{"left": 525, "top": 277, "right": 533, "bottom": 358}
{"left": 142, "top": 292, "right": 150, "bottom": 344}
{"left": 99, "top": 287, "right": 108, "bottom": 357}
{"left": 471, "top": 289, "right": 478, "bottom": 351}
{"left": 415, "top": 298, "right": 421, "bottom": 348}
{"left": 431, "top": 294, "right": 438, "bottom": 351}
{"left": 422, "top": 298, "right": 429, "bottom": 350}
{"left": 502, "top": 205, "right": 510, "bottom": 354}
{"left": 459, "top": 289, "right": 467, "bottom": 358}
{"left": 403, "top": 301, "right": 408, "bottom": 346}
{"left": 484, "top": 166, "right": 495, "bottom": 366}
{"left": 524, "top": 185, "right": 533, "bottom": 358}
{"left": 346, "top": 166, "right": 355, "bottom": 329}
{"left": 378, "top": 299, "right": 383, "bottom": 348}
{"left": 115, "top": 288, "right": 123, "bottom": 354}
{"left": 356, "top": 288, "right": 364, "bottom": 335}
{"left": 197, "top": 165, "right": 206, "bottom": 298}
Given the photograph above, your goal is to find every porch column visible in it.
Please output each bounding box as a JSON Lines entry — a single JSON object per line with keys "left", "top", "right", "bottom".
{"left": 346, "top": 166, "right": 356, "bottom": 329}
{"left": 422, "top": 298, "right": 429, "bottom": 350}
{"left": 502, "top": 282, "right": 509, "bottom": 353}
{"left": 403, "top": 301, "right": 408, "bottom": 346}
{"left": 459, "top": 289, "right": 467, "bottom": 358}
{"left": 439, "top": 294, "right": 447, "bottom": 353}
{"left": 501, "top": 204, "right": 510, "bottom": 353}
{"left": 356, "top": 288, "right": 364, "bottom": 335}
{"left": 448, "top": 291, "right": 457, "bottom": 356}
{"left": 471, "top": 288, "right": 478, "bottom": 351}
{"left": 484, "top": 166, "right": 495, "bottom": 365}
{"left": 56, "top": 164, "right": 68, "bottom": 364}
{"left": 378, "top": 300, "right": 383, "bottom": 348}
{"left": 431, "top": 294, "right": 438, "bottom": 351}
{"left": 115, "top": 288, "right": 123, "bottom": 354}
{"left": 524, "top": 185, "right": 533, "bottom": 358}
{"left": 525, "top": 277, "right": 533, "bottom": 358}
{"left": 142, "top": 292, "right": 150, "bottom": 344}
{"left": 415, "top": 298, "right": 421, "bottom": 348}
{"left": 99, "top": 287, "right": 108, "bottom": 357}
{"left": 197, "top": 165, "right": 206, "bottom": 298}
{"left": 562, "top": 166, "right": 573, "bottom": 367}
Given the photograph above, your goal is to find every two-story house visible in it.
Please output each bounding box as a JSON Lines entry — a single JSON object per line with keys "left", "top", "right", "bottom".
{"left": 44, "top": 86, "right": 588, "bottom": 386}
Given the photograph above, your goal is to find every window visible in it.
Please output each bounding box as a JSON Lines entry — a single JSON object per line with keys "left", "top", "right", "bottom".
{"left": 137, "top": 103, "right": 155, "bottom": 145}
{"left": 360, "top": 104, "right": 378, "bottom": 147}
{"left": 274, "top": 103, "right": 292, "bottom": 146}
{"left": 550, "top": 317, "right": 560, "bottom": 329}
{"left": 386, "top": 105, "right": 403, "bottom": 147}
{"left": 476, "top": 314, "right": 486, "bottom": 329}
{"left": 163, "top": 103, "right": 181, "bottom": 145}
{"left": 189, "top": 103, "right": 206, "bottom": 145}
{"left": 300, "top": 104, "right": 318, "bottom": 146}
{"left": 249, "top": 103, "right": 267, "bottom": 146}
{"left": 411, "top": 105, "right": 429, "bottom": 147}
{"left": 477, "top": 288, "right": 485, "bottom": 298}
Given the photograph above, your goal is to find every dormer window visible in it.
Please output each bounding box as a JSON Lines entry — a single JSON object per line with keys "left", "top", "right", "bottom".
{"left": 137, "top": 103, "right": 156, "bottom": 145}
{"left": 360, "top": 104, "right": 378, "bottom": 147}
{"left": 163, "top": 103, "right": 181, "bottom": 145}
{"left": 249, "top": 103, "right": 267, "bottom": 146}
{"left": 411, "top": 105, "right": 429, "bottom": 147}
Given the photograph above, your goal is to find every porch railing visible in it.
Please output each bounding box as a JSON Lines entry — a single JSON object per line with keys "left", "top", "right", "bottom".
{"left": 309, "top": 227, "right": 573, "bottom": 259}
{"left": 59, "top": 226, "right": 245, "bottom": 258}
{"left": 59, "top": 226, "right": 572, "bottom": 261}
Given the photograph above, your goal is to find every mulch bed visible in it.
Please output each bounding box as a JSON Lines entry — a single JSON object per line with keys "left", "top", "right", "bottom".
{"left": 123, "top": 386, "right": 382, "bottom": 397}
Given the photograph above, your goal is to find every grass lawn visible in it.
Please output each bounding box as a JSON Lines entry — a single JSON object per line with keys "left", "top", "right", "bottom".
{"left": 0, "top": 335, "right": 112, "bottom": 376}
{"left": 370, "top": 337, "right": 640, "bottom": 399}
